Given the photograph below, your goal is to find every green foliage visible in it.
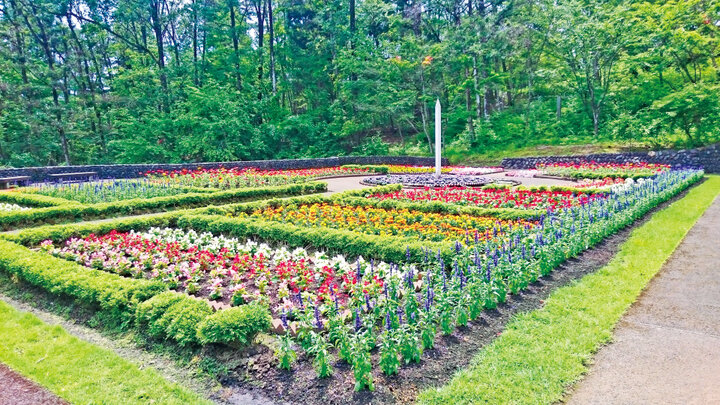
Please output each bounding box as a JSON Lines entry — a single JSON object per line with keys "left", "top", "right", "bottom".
{"left": 178, "top": 212, "right": 452, "bottom": 263}
{"left": 419, "top": 175, "right": 720, "bottom": 405}
{"left": 1, "top": 0, "right": 719, "bottom": 167}
{"left": 0, "top": 182, "right": 326, "bottom": 231}
{"left": 136, "top": 292, "right": 212, "bottom": 346}
{"left": 274, "top": 334, "right": 298, "bottom": 370}
{"left": 197, "top": 303, "right": 272, "bottom": 346}
{"left": 0, "top": 240, "right": 166, "bottom": 325}
{"left": 0, "top": 300, "right": 211, "bottom": 405}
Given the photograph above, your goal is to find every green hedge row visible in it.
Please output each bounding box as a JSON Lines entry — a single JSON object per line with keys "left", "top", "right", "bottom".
{"left": 0, "top": 239, "right": 166, "bottom": 324}
{"left": 338, "top": 196, "right": 542, "bottom": 220}
{"left": 2, "top": 210, "right": 187, "bottom": 246}
{"left": 0, "top": 239, "right": 271, "bottom": 347}
{"left": 0, "top": 191, "right": 78, "bottom": 208}
{"left": 338, "top": 164, "right": 389, "bottom": 174}
{"left": 0, "top": 182, "right": 327, "bottom": 231}
{"left": 200, "top": 184, "right": 539, "bottom": 220}
{"left": 178, "top": 213, "right": 454, "bottom": 263}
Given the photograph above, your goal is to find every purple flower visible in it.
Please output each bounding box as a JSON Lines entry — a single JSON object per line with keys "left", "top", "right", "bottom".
{"left": 406, "top": 246, "right": 411, "bottom": 261}
{"left": 397, "top": 307, "right": 403, "bottom": 325}
{"left": 314, "top": 304, "right": 323, "bottom": 329}
{"left": 355, "top": 309, "right": 362, "bottom": 333}
{"left": 281, "top": 309, "right": 289, "bottom": 330}
{"left": 385, "top": 312, "right": 392, "bottom": 331}
{"left": 365, "top": 293, "right": 372, "bottom": 312}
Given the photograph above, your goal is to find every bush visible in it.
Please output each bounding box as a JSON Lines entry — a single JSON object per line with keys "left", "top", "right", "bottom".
{"left": 136, "top": 292, "right": 212, "bottom": 346}
{"left": 197, "top": 303, "right": 272, "bottom": 346}
{"left": 0, "top": 240, "right": 166, "bottom": 324}
{"left": 0, "top": 182, "right": 327, "bottom": 231}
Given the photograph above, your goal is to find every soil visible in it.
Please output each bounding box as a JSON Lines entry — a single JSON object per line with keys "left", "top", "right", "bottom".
{"left": 566, "top": 191, "right": 720, "bottom": 404}
{"left": 0, "top": 363, "right": 67, "bottom": 405}
{"left": 215, "top": 181, "right": 700, "bottom": 405}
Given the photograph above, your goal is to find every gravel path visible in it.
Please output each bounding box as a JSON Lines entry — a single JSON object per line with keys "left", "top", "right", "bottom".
{"left": 567, "top": 194, "right": 720, "bottom": 405}
{"left": 0, "top": 363, "right": 67, "bottom": 405}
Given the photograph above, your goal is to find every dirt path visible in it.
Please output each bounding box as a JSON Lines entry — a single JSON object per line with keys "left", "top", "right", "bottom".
{"left": 567, "top": 194, "right": 720, "bottom": 405}
{"left": 0, "top": 363, "right": 67, "bottom": 405}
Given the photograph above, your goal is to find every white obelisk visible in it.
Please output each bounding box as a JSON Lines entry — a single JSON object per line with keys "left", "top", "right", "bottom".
{"left": 434, "top": 98, "right": 442, "bottom": 177}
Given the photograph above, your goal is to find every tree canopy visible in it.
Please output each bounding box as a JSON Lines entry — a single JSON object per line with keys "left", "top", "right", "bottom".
{"left": 0, "top": 0, "right": 718, "bottom": 166}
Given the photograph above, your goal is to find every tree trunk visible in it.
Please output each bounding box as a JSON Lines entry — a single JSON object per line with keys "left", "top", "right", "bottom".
{"left": 255, "top": 0, "right": 265, "bottom": 100}
{"left": 149, "top": 0, "right": 170, "bottom": 112}
{"left": 556, "top": 96, "right": 562, "bottom": 120}
{"left": 267, "top": 0, "right": 277, "bottom": 95}
{"left": 229, "top": 1, "right": 242, "bottom": 90}
{"left": 465, "top": 67, "right": 475, "bottom": 142}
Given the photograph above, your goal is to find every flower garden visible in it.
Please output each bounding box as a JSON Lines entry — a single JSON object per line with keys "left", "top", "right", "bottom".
{"left": 0, "top": 160, "right": 708, "bottom": 403}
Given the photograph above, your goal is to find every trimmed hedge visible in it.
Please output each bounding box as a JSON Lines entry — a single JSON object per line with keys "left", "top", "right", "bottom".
{"left": 2, "top": 210, "right": 187, "bottom": 246}
{"left": 201, "top": 184, "right": 539, "bottom": 220}
{"left": 178, "top": 213, "right": 454, "bottom": 263}
{"left": 0, "top": 191, "right": 77, "bottom": 207}
{"left": 0, "top": 241, "right": 273, "bottom": 348}
{"left": 339, "top": 164, "right": 390, "bottom": 174}
{"left": 0, "top": 181, "right": 326, "bottom": 231}
{"left": 0, "top": 240, "right": 166, "bottom": 323}
{"left": 136, "top": 292, "right": 213, "bottom": 347}
{"left": 197, "top": 303, "right": 272, "bottom": 346}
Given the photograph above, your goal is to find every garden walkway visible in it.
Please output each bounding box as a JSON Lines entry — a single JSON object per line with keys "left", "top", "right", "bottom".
{"left": 567, "top": 195, "right": 720, "bottom": 405}
{"left": 0, "top": 363, "right": 67, "bottom": 405}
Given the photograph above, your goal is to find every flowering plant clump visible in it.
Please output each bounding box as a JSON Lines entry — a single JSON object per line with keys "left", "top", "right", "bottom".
{"left": 385, "top": 165, "right": 455, "bottom": 174}
{"left": 239, "top": 202, "right": 535, "bottom": 243}
{"left": 43, "top": 227, "right": 413, "bottom": 320}
{"left": 255, "top": 169, "right": 700, "bottom": 389}
{"left": 0, "top": 202, "right": 30, "bottom": 212}
{"left": 449, "top": 167, "right": 504, "bottom": 175}
{"left": 537, "top": 161, "right": 670, "bottom": 179}
{"left": 369, "top": 187, "right": 606, "bottom": 211}
{"left": 145, "top": 166, "right": 375, "bottom": 189}
{"left": 363, "top": 174, "right": 491, "bottom": 188}
{"left": 504, "top": 169, "right": 539, "bottom": 178}
{"left": 35, "top": 169, "right": 705, "bottom": 391}
{"left": 26, "top": 179, "right": 194, "bottom": 203}
{"left": 575, "top": 177, "right": 626, "bottom": 189}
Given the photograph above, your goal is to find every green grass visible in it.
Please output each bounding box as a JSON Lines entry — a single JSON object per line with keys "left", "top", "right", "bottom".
{"left": 419, "top": 175, "right": 720, "bottom": 404}
{"left": 0, "top": 299, "right": 211, "bottom": 405}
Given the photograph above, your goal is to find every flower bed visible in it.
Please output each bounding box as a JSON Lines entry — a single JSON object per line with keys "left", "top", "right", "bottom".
{"left": 146, "top": 166, "right": 378, "bottom": 189}
{"left": 362, "top": 174, "right": 491, "bottom": 188}
{"left": 236, "top": 202, "right": 535, "bottom": 244}
{"left": 449, "top": 167, "right": 504, "bottom": 175}
{"left": 368, "top": 187, "right": 606, "bottom": 211}
{"left": 504, "top": 169, "right": 538, "bottom": 178}
{"left": 41, "top": 228, "right": 396, "bottom": 318}
{"left": 3, "top": 166, "right": 704, "bottom": 395}
{"left": 384, "top": 165, "right": 454, "bottom": 174}
{"left": 0, "top": 202, "right": 29, "bottom": 212}
{"left": 26, "top": 179, "right": 200, "bottom": 204}
{"left": 537, "top": 161, "right": 670, "bottom": 179}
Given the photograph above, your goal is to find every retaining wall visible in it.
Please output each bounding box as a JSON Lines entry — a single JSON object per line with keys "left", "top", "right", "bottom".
{"left": 501, "top": 143, "right": 720, "bottom": 174}
{"left": 0, "top": 156, "right": 449, "bottom": 182}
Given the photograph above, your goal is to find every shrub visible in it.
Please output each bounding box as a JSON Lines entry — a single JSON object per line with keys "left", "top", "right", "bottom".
{"left": 0, "top": 240, "right": 166, "bottom": 324}
{"left": 136, "top": 292, "right": 212, "bottom": 346}
{"left": 197, "top": 303, "right": 272, "bottom": 346}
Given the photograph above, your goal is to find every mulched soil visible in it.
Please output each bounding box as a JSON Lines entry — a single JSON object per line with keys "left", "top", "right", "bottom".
{"left": 212, "top": 181, "right": 698, "bottom": 405}
{"left": 0, "top": 364, "right": 67, "bottom": 405}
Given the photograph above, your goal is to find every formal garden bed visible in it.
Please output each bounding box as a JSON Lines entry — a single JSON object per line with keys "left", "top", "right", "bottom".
{"left": 362, "top": 174, "right": 493, "bottom": 188}
{"left": 0, "top": 165, "right": 703, "bottom": 403}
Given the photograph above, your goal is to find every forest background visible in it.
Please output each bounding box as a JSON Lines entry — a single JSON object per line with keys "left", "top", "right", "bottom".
{"left": 0, "top": 0, "right": 719, "bottom": 167}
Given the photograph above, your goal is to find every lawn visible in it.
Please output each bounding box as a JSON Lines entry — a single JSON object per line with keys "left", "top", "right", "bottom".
{"left": 0, "top": 298, "right": 211, "bottom": 404}
{"left": 418, "top": 175, "right": 720, "bottom": 404}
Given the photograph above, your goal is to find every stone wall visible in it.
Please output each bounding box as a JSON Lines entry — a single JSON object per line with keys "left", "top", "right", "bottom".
{"left": 501, "top": 143, "right": 720, "bottom": 174}
{"left": 0, "top": 156, "right": 449, "bottom": 182}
